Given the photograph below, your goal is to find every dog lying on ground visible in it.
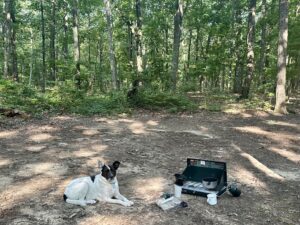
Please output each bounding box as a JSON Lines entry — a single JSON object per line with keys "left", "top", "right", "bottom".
{"left": 63, "top": 161, "right": 134, "bottom": 207}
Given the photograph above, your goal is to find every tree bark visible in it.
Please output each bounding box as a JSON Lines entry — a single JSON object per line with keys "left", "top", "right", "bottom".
{"left": 63, "top": 11, "right": 69, "bottom": 60}
{"left": 241, "top": 0, "right": 256, "bottom": 99}
{"left": 171, "top": 0, "right": 183, "bottom": 91}
{"left": 135, "top": 0, "right": 143, "bottom": 75}
{"left": 186, "top": 29, "right": 192, "bottom": 79}
{"left": 29, "top": 28, "right": 33, "bottom": 85}
{"left": 72, "top": 0, "right": 81, "bottom": 88}
{"left": 40, "top": 0, "right": 46, "bottom": 92}
{"left": 3, "top": 0, "right": 18, "bottom": 81}
{"left": 233, "top": 0, "right": 243, "bottom": 93}
{"left": 274, "top": 0, "right": 288, "bottom": 114}
{"left": 3, "top": 0, "right": 10, "bottom": 78}
{"left": 258, "top": 0, "right": 267, "bottom": 86}
{"left": 104, "top": 0, "right": 118, "bottom": 90}
{"left": 49, "top": 0, "right": 56, "bottom": 81}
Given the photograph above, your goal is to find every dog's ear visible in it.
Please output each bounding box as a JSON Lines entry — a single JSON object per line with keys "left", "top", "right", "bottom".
{"left": 112, "top": 161, "right": 120, "bottom": 170}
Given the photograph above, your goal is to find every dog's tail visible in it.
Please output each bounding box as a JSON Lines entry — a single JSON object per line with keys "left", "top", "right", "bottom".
{"left": 63, "top": 194, "right": 67, "bottom": 202}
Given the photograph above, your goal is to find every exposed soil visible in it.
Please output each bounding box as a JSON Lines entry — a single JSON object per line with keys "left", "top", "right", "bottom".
{"left": 0, "top": 109, "right": 299, "bottom": 225}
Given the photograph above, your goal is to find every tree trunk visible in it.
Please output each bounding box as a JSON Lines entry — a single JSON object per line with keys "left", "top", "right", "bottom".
{"left": 3, "top": 0, "right": 18, "bottom": 81}
{"left": 186, "top": 29, "right": 192, "bottom": 81}
{"left": 40, "top": 0, "right": 46, "bottom": 92}
{"left": 3, "top": 0, "right": 10, "bottom": 78}
{"left": 274, "top": 0, "right": 288, "bottom": 114}
{"left": 232, "top": 0, "right": 243, "bottom": 93}
{"left": 63, "top": 12, "right": 69, "bottom": 59}
{"left": 29, "top": 28, "right": 33, "bottom": 85}
{"left": 104, "top": 0, "right": 118, "bottom": 90}
{"left": 49, "top": 0, "right": 56, "bottom": 81}
{"left": 97, "top": 37, "right": 103, "bottom": 91}
{"left": 135, "top": 0, "right": 143, "bottom": 75}
{"left": 171, "top": 0, "right": 183, "bottom": 91}
{"left": 72, "top": 0, "right": 81, "bottom": 88}
{"left": 88, "top": 11, "right": 91, "bottom": 66}
{"left": 241, "top": 0, "right": 256, "bottom": 98}
{"left": 258, "top": 0, "right": 267, "bottom": 86}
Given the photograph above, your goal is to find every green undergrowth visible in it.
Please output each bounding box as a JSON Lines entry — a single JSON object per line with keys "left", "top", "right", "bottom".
{"left": 191, "top": 91, "right": 275, "bottom": 112}
{"left": 0, "top": 80, "right": 198, "bottom": 116}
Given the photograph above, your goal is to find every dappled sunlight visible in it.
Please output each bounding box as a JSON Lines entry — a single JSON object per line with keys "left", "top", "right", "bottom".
{"left": 0, "top": 130, "right": 18, "bottom": 138}
{"left": 73, "top": 145, "right": 107, "bottom": 157}
{"left": 234, "top": 126, "right": 298, "bottom": 143}
{"left": 264, "top": 120, "right": 300, "bottom": 129}
{"left": 29, "top": 133, "right": 55, "bottom": 142}
{"left": 129, "top": 122, "right": 147, "bottom": 134}
{"left": 53, "top": 115, "right": 74, "bottom": 121}
{"left": 268, "top": 147, "right": 300, "bottom": 163}
{"left": 0, "top": 157, "right": 11, "bottom": 167}
{"left": 79, "top": 215, "right": 138, "bottom": 225}
{"left": 240, "top": 152, "right": 284, "bottom": 180}
{"left": 231, "top": 165, "right": 268, "bottom": 190}
{"left": 117, "top": 118, "right": 135, "bottom": 123}
{"left": 17, "top": 162, "right": 68, "bottom": 177}
{"left": 231, "top": 143, "right": 284, "bottom": 181}
{"left": 82, "top": 129, "right": 100, "bottom": 136}
{"left": 25, "top": 145, "right": 47, "bottom": 152}
{"left": 146, "top": 120, "right": 159, "bottom": 126}
{"left": 28, "top": 125, "right": 59, "bottom": 133}
{"left": 133, "top": 177, "right": 168, "bottom": 202}
{"left": 0, "top": 178, "right": 53, "bottom": 211}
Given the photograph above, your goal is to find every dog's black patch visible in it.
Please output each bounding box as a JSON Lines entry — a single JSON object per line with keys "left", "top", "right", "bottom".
{"left": 90, "top": 175, "right": 95, "bottom": 182}
{"left": 63, "top": 194, "right": 67, "bottom": 202}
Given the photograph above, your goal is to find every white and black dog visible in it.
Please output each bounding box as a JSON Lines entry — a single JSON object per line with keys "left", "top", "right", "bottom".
{"left": 63, "top": 161, "right": 134, "bottom": 207}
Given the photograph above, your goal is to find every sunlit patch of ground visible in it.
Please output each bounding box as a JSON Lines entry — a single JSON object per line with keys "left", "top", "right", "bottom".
{"left": 29, "top": 133, "right": 55, "bottom": 142}
{"left": 0, "top": 130, "right": 18, "bottom": 138}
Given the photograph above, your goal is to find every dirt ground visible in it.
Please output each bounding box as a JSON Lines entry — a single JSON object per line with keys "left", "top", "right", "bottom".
{"left": 0, "top": 108, "right": 299, "bottom": 225}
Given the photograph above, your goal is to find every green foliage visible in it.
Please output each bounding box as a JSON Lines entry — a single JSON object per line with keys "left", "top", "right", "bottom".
{"left": 0, "top": 79, "right": 51, "bottom": 113}
{"left": 131, "top": 89, "right": 198, "bottom": 113}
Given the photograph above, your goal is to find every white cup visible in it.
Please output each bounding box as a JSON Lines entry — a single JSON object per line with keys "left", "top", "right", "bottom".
{"left": 174, "top": 184, "right": 182, "bottom": 198}
{"left": 207, "top": 193, "right": 217, "bottom": 205}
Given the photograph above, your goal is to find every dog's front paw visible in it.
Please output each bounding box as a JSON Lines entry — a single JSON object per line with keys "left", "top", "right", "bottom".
{"left": 87, "top": 200, "right": 96, "bottom": 205}
{"left": 122, "top": 201, "right": 132, "bottom": 207}
{"left": 127, "top": 200, "right": 134, "bottom": 206}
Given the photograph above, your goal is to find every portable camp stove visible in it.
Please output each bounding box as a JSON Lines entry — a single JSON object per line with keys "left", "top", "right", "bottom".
{"left": 180, "top": 158, "right": 227, "bottom": 197}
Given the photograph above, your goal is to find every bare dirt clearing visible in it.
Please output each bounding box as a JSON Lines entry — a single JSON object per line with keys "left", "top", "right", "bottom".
{"left": 0, "top": 110, "right": 299, "bottom": 225}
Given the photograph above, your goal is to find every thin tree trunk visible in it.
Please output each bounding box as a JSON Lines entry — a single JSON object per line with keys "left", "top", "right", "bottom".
{"left": 88, "top": 11, "right": 91, "bottom": 66}
{"left": 127, "top": 21, "right": 133, "bottom": 63}
{"left": 258, "top": 0, "right": 267, "bottom": 86}
{"left": 233, "top": 0, "right": 243, "bottom": 93}
{"left": 274, "top": 0, "right": 288, "bottom": 114}
{"left": 195, "top": 27, "right": 200, "bottom": 62}
{"left": 98, "top": 37, "right": 103, "bottom": 91}
{"left": 29, "top": 28, "right": 33, "bottom": 85}
{"left": 186, "top": 29, "right": 192, "bottom": 81}
{"left": 165, "top": 26, "right": 169, "bottom": 74}
{"left": 104, "top": 0, "right": 118, "bottom": 90}
{"left": 63, "top": 12, "right": 69, "bottom": 59}
{"left": 3, "top": 0, "right": 10, "bottom": 78}
{"left": 171, "top": 0, "right": 183, "bottom": 91}
{"left": 72, "top": 0, "right": 81, "bottom": 88}
{"left": 241, "top": 0, "right": 256, "bottom": 98}
{"left": 40, "top": 0, "right": 46, "bottom": 92}
{"left": 49, "top": 0, "right": 56, "bottom": 81}
{"left": 135, "top": 0, "right": 143, "bottom": 75}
